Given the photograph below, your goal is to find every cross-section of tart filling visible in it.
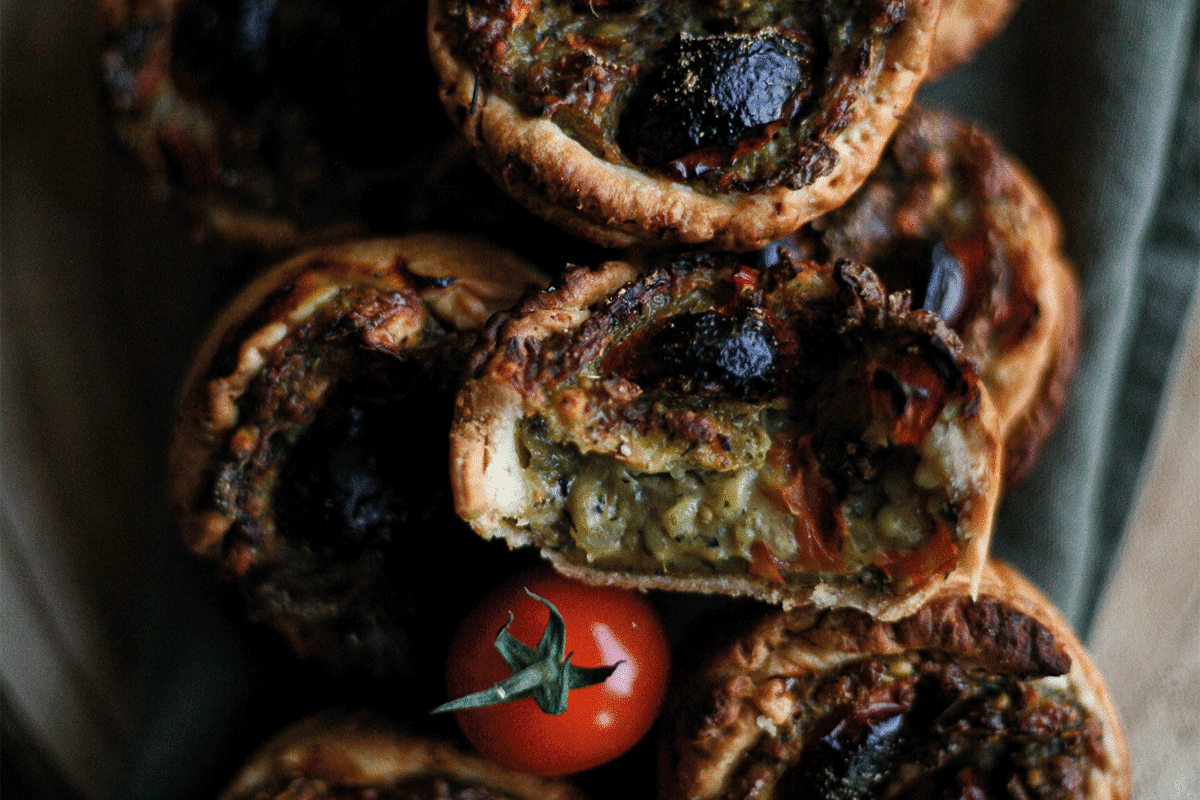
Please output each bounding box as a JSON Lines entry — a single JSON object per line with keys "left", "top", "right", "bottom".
{"left": 433, "top": 0, "right": 929, "bottom": 193}
{"left": 451, "top": 254, "right": 1002, "bottom": 612}
{"left": 169, "top": 236, "right": 547, "bottom": 674}
{"left": 659, "top": 565, "right": 1130, "bottom": 800}
{"left": 752, "top": 108, "right": 1080, "bottom": 480}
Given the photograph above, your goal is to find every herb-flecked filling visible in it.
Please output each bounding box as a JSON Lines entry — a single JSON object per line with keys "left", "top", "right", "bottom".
{"left": 737, "top": 655, "right": 1105, "bottom": 800}
{"left": 506, "top": 312, "right": 973, "bottom": 592}
{"left": 440, "top": 0, "right": 913, "bottom": 191}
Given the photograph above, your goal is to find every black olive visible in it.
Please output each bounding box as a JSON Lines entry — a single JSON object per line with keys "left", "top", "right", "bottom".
{"left": 275, "top": 351, "right": 460, "bottom": 556}
{"left": 281, "top": 399, "right": 403, "bottom": 555}
{"left": 773, "top": 713, "right": 905, "bottom": 800}
{"left": 621, "top": 30, "right": 816, "bottom": 167}
{"left": 876, "top": 238, "right": 967, "bottom": 326}
{"left": 170, "top": 0, "right": 276, "bottom": 111}
{"left": 923, "top": 241, "right": 967, "bottom": 323}
{"left": 649, "top": 309, "right": 778, "bottom": 399}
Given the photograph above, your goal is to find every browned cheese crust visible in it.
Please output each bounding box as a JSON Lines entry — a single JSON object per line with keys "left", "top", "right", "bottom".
{"left": 168, "top": 235, "right": 547, "bottom": 672}
{"left": 427, "top": 0, "right": 941, "bottom": 251}
{"left": 767, "top": 106, "right": 1080, "bottom": 483}
{"left": 216, "top": 710, "right": 588, "bottom": 800}
{"left": 928, "top": 0, "right": 1023, "bottom": 78}
{"left": 98, "top": 0, "right": 449, "bottom": 252}
{"left": 659, "top": 561, "right": 1130, "bottom": 800}
{"left": 450, "top": 255, "right": 1004, "bottom": 618}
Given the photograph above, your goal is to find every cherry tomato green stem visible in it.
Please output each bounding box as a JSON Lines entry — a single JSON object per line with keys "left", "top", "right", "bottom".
{"left": 443, "top": 566, "right": 671, "bottom": 776}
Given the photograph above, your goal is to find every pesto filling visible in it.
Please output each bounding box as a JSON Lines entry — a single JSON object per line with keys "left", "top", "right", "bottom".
{"left": 511, "top": 401, "right": 968, "bottom": 586}
{"left": 447, "top": 0, "right": 904, "bottom": 190}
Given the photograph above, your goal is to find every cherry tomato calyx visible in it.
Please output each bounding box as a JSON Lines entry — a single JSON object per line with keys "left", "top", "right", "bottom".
{"left": 431, "top": 588, "right": 620, "bottom": 716}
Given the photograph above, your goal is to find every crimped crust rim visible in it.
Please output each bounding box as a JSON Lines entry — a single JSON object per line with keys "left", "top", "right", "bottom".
{"left": 927, "top": 0, "right": 1023, "bottom": 78}
{"left": 217, "top": 710, "right": 589, "bottom": 800}
{"left": 427, "top": 0, "right": 941, "bottom": 251}
{"left": 659, "top": 561, "right": 1130, "bottom": 800}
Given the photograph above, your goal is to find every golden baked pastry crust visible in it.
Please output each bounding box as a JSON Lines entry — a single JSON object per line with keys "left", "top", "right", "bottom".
{"left": 659, "top": 561, "right": 1130, "bottom": 800}
{"left": 450, "top": 255, "right": 1004, "bottom": 618}
{"left": 217, "top": 710, "right": 588, "bottom": 800}
{"left": 427, "top": 0, "right": 941, "bottom": 251}
{"left": 928, "top": 0, "right": 1023, "bottom": 78}
{"left": 169, "top": 235, "right": 547, "bottom": 672}
{"left": 773, "top": 107, "right": 1080, "bottom": 483}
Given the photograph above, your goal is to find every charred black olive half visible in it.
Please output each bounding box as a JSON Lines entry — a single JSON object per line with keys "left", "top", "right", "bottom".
{"left": 614, "top": 309, "right": 780, "bottom": 401}
{"left": 621, "top": 29, "right": 818, "bottom": 169}
{"left": 773, "top": 713, "right": 905, "bottom": 800}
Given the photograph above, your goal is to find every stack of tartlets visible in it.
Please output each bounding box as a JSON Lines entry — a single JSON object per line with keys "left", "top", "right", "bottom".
{"left": 97, "top": 0, "right": 1127, "bottom": 796}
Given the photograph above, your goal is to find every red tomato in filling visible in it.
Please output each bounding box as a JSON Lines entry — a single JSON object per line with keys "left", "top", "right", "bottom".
{"left": 443, "top": 565, "right": 670, "bottom": 776}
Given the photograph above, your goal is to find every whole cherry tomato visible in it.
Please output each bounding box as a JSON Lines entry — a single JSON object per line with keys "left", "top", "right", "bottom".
{"left": 442, "top": 565, "right": 670, "bottom": 776}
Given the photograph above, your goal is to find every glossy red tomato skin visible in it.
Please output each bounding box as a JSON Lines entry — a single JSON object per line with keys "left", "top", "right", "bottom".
{"left": 444, "top": 565, "right": 671, "bottom": 776}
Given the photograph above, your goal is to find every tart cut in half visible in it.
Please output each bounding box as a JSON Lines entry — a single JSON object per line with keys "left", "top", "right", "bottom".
{"left": 169, "top": 235, "right": 548, "bottom": 674}
{"left": 450, "top": 254, "right": 1004, "bottom": 617}
{"left": 427, "top": 0, "right": 941, "bottom": 251}
{"left": 761, "top": 106, "right": 1080, "bottom": 482}
{"left": 658, "top": 561, "right": 1130, "bottom": 800}
{"left": 216, "top": 710, "right": 587, "bottom": 800}
{"left": 99, "top": 0, "right": 450, "bottom": 251}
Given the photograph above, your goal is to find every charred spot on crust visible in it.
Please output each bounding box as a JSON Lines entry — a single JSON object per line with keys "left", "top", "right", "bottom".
{"left": 171, "top": 0, "right": 276, "bottom": 110}
{"left": 620, "top": 30, "right": 817, "bottom": 168}
{"left": 641, "top": 309, "right": 779, "bottom": 400}
{"left": 896, "top": 596, "right": 1072, "bottom": 678}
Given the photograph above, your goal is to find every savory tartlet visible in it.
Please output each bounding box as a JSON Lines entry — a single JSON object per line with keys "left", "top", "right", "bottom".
{"left": 98, "top": 0, "right": 448, "bottom": 251}
{"left": 216, "top": 710, "right": 588, "bottom": 800}
{"left": 762, "top": 106, "right": 1080, "bottom": 482}
{"left": 450, "top": 254, "right": 1004, "bottom": 618}
{"left": 427, "top": 0, "right": 941, "bottom": 251}
{"left": 169, "top": 235, "right": 548, "bottom": 673}
{"left": 659, "top": 561, "right": 1130, "bottom": 800}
